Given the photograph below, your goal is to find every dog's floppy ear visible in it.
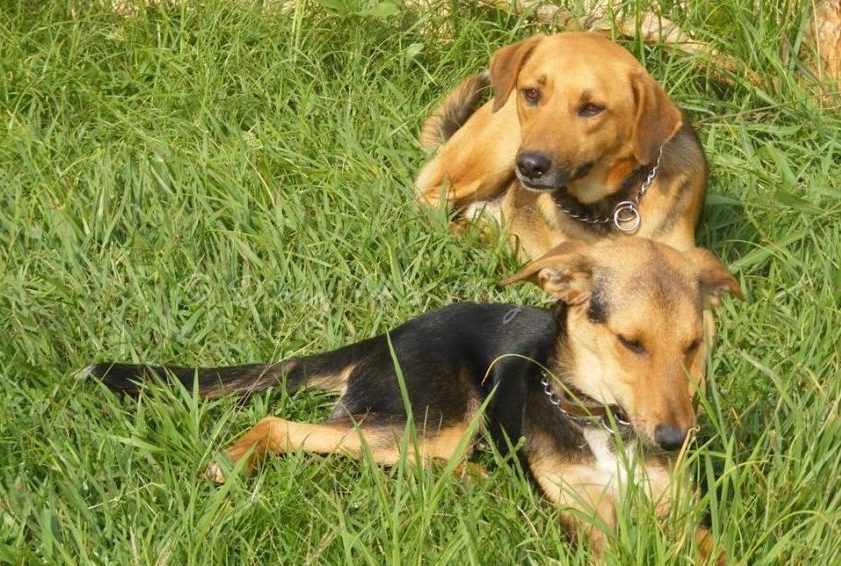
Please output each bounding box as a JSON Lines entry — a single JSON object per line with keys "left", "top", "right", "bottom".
{"left": 499, "top": 240, "right": 594, "bottom": 304}
{"left": 686, "top": 248, "right": 744, "bottom": 308}
{"left": 489, "top": 34, "right": 544, "bottom": 112}
{"left": 630, "top": 71, "right": 683, "bottom": 165}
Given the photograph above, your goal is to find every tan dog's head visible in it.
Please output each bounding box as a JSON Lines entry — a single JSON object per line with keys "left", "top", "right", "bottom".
{"left": 501, "top": 238, "right": 742, "bottom": 450}
{"left": 489, "top": 33, "right": 682, "bottom": 204}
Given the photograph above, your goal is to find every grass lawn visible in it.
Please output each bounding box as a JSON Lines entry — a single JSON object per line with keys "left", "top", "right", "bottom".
{"left": 1, "top": 0, "right": 839, "bottom": 563}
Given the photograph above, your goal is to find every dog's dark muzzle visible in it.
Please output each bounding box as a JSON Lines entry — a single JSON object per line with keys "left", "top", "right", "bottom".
{"left": 515, "top": 151, "right": 595, "bottom": 192}
{"left": 654, "top": 424, "right": 690, "bottom": 451}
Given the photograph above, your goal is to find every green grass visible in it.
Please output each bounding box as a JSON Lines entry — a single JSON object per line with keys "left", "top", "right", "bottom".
{"left": 1, "top": 0, "right": 840, "bottom": 563}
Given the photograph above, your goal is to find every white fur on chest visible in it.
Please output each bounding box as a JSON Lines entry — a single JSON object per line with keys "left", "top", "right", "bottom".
{"left": 581, "top": 428, "right": 638, "bottom": 496}
{"left": 580, "top": 428, "right": 673, "bottom": 505}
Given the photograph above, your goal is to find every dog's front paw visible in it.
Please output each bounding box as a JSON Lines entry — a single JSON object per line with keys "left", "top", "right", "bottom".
{"left": 696, "top": 527, "right": 726, "bottom": 565}
{"left": 453, "top": 461, "right": 489, "bottom": 482}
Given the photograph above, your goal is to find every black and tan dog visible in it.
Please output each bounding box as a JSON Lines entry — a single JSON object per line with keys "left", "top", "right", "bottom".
{"left": 415, "top": 32, "right": 707, "bottom": 261}
{"left": 85, "top": 238, "right": 739, "bottom": 559}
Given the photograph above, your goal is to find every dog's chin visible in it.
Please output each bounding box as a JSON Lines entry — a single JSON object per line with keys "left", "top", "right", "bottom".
{"left": 635, "top": 426, "right": 692, "bottom": 454}
{"left": 516, "top": 172, "right": 565, "bottom": 193}
{"left": 639, "top": 435, "right": 666, "bottom": 451}
{"left": 516, "top": 162, "right": 596, "bottom": 194}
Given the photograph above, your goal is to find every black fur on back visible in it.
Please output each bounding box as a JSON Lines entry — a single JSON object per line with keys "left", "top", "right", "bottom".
{"left": 85, "top": 302, "right": 580, "bottom": 460}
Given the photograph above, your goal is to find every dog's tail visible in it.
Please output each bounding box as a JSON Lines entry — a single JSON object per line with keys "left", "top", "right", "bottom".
{"left": 81, "top": 337, "right": 381, "bottom": 398}
{"left": 419, "top": 70, "right": 489, "bottom": 151}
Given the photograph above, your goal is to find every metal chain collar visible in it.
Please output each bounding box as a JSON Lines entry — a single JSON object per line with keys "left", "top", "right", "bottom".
{"left": 539, "top": 372, "right": 632, "bottom": 433}
{"left": 557, "top": 146, "right": 664, "bottom": 235}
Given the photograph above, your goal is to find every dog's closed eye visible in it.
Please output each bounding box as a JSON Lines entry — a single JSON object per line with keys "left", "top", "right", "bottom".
{"left": 578, "top": 102, "right": 606, "bottom": 117}
{"left": 685, "top": 338, "right": 702, "bottom": 355}
{"left": 617, "top": 334, "right": 646, "bottom": 354}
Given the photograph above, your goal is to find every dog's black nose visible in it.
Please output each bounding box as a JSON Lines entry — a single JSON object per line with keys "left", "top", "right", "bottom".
{"left": 654, "top": 424, "right": 687, "bottom": 451}
{"left": 516, "top": 152, "right": 551, "bottom": 179}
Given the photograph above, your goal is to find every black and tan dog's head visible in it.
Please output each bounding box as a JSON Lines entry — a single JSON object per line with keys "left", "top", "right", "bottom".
{"left": 502, "top": 238, "right": 742, "bottom": 450}
{"left": 489, "top": 32, "right": 682, "bottom": 204}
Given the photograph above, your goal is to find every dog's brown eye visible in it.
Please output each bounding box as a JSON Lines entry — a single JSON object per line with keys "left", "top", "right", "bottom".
{"left": 618, "top": 334, "right": 646, "bottom": 354}
{"left": 685, "top": 338, "right": 702, "bottom": 354}
{"left": 521, "top": 88, "right": 540, "bottom": 105}
{"left": 578, "top": 103, "right": 605, "bottom": 117}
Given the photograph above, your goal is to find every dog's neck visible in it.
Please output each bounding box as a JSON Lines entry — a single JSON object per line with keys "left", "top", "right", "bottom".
{"left": 550, "top": 159, "right": 655, "bottom": 232}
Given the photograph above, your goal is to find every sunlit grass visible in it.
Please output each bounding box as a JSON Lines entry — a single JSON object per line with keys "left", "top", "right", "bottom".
{"left": 1, "top": 0, "right": 839, "bottom": 563}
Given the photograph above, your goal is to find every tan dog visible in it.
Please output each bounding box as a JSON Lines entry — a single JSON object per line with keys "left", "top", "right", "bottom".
{"left": 87, "top": 238, "right": 738, "bottom": 561}
{"left": 416, "top": 32, "right": 707, "bottom": 261}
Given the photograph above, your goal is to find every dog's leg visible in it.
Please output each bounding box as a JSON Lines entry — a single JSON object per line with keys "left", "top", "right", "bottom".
{"left": 528, "top": 462, "right": 616, "bottom": 558}
{"left": 544, "top": 482, "right": 615, "bottom": 558}
{"left": 696, "top": 527, "right": 725, "bottom": 565}
{"left": 206, "top": 416, "right": 474, "bottom": 483}
{"left": 415, "top": 99, "right": 520, "bottom": 210}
